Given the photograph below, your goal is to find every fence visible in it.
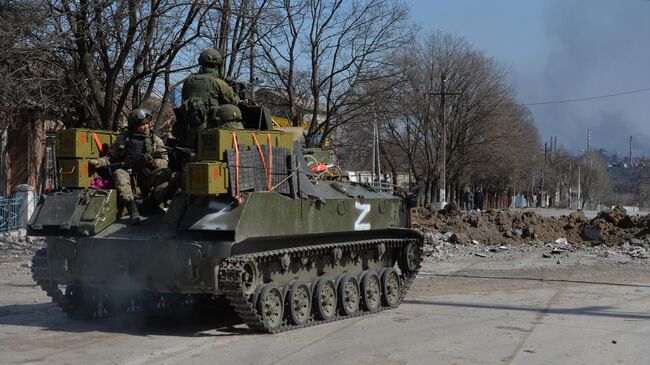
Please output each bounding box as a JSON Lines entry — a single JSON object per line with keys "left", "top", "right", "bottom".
{"left": 0, "top": 196, "right": 23, "bottom": 232}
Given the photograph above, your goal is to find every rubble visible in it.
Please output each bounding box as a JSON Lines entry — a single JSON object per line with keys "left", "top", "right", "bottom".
{"left": 413, "top": 204, "right": 650, "bottom": 261}
{"left": 0, "top": 229, "right": 45, "bottom": 260}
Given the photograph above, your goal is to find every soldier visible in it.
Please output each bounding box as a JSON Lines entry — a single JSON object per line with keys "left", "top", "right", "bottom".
{"left": 89, "top": 108, "right": 173, "bottom": 224}
{"left": 216, "top": 104, "right": 244, "bottom": 129}
{"left": 173, "top": 47, "right": 241, "bottom": 148}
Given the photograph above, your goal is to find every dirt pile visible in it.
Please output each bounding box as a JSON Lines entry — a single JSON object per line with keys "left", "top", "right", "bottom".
{"left": 412, "top": 204, "right": 650, "bottom": 249}
{"left": 0, "top": 229, "right": 45, "bottom": 262}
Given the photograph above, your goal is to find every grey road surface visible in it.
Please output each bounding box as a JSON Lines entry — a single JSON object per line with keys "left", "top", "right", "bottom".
{"left": 1, "top": 251, "right": 649, "bottom": 365}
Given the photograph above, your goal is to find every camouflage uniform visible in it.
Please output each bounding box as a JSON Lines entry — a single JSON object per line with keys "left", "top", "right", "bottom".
{"left": 107, "top": 132, "right": 170, "bottom": 202}
{"left": 90, "top": 108, "right": 173, "bottom": 224}
{"left": 173, "top": 48, "right": 241, "bottom": 149}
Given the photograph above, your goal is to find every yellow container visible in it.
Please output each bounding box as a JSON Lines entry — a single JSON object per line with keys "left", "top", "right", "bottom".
{"left": 57, "top": 129, "right": 118, "bottom": 158}
{"left": 198, "top": 129, "right": 293, "bottom": 161}
{"left": 185, "top": 161, "right": 229, "bottom": 195}
{"left": 58, "top": 158, "right": 95, "bottom": 188}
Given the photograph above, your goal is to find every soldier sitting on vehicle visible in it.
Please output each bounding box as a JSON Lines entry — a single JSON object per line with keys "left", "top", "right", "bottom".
{"left": 89, "top": 108, "right": 174, "bottom": 224}
{"left": 173, "top": 47, "right": 241, "bottom": 149}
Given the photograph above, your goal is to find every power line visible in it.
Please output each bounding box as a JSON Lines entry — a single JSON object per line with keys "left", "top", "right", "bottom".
{"left": 523, "top": 86, "right": 650, "bottom": 106}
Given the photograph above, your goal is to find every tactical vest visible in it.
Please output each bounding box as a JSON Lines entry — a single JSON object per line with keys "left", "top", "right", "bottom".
{"left": 181, "top": 70, "right": 222, "bottom": 128}
{"left": 125, "top": 133, "right": 153, "bottom": 156}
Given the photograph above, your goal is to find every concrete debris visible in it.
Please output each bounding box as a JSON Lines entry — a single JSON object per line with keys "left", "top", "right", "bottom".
{"left": 413, "top": 204, "right": 650, "bottom": 261}
{"left": 413, "top": 204, "right": 650, "bottom": 248}
{"left": 554, "top": 238, "right": 569, "bottom": 246}
{"left": 0, "top": 229, "right": 45, "bottom": 257}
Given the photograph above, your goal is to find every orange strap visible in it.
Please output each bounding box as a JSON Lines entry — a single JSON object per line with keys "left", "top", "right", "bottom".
{"left": 232, "top": 132, "right": 240, "bottom": 197}
{"left": 267, "top": 133, "right": 273, "bottom": 190}
{"left": 251, "top": 133, "right": 271, "bottom": 191}
{"left": 91, "top": 132, "right": 104, "bottom": 155}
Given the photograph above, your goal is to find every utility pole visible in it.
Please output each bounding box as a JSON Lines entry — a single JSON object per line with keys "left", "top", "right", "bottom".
{"left": 542, "top": 142, "right": 547, "bottom": 208}
{"left": 248, "top": 0, "right": 257, "bottom": 103}
{"left": 577, "top": 164, "right": 581, "bottom": 209}
{"left": 568, "top": 162, "right": 572, "bottom": 208}
{"left": 629, "top": 135, "right": 633, "bottom": 166}
{"left": 431, "top": 73, "right": 460, "bottom": 207}
{"left": 371, "top": 122, "right": 381, "bottom": 185}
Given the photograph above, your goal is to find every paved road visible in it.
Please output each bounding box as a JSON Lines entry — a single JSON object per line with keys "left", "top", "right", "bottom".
{"left": 1, "top": 255, "right": 649, "bottom": 365}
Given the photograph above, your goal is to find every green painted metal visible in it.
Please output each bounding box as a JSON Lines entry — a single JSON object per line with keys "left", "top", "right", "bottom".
{"left": 233, "top": 184, "right": 406, "bottom": 241}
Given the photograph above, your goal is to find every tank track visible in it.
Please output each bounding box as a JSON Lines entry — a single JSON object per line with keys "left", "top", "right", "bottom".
{"left": 31, "top": 248, "right": 210, "bottom": 318}
{"left": 31, "top": 248, "right": 82, "bottom": 317}
{"left": 218, "top": 237, "right": 422, "bottom": 333}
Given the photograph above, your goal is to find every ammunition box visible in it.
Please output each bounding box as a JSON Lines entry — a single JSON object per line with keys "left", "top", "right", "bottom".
{"left": 198, "top": 129, "right": 293, "bottom": 161}
{"left": 185, "top": 161, "right": 229, "bottom": 195}
{"left": 58, "top": 158, "right": 95, "bottom": 188}
{"left": 57, "top": 129, "right": 118, "bottom": 158}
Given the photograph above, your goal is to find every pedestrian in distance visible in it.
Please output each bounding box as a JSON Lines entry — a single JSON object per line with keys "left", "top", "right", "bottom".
{"left": 476, "top": 188, "right": 484, "bottom": 211}
{"left": 464, "top": 188, "right": 474, "bottom": 211}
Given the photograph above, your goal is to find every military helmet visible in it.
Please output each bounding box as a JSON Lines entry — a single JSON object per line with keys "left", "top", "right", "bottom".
{"left": 127, "top": 108, "right": 153, "bottom": 129}
{"left": 217, "top": 104, "right": 242, "bottom": 123}
{"left": 198, "top": 48, "right": 223, "bottom": 67}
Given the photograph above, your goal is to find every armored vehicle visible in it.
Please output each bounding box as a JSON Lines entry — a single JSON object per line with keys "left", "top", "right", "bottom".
{"left": 29, "top": 107, "right": 423, "bottom": 333}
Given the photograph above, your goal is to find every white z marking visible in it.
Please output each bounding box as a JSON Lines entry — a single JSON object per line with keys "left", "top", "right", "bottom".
{"left": 354, "top": 202, "right": 371, "bottom": 230}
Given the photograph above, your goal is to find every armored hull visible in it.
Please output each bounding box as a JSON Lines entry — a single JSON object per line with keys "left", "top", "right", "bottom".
{"left": 30, "top": 128, "right": 423, "bottom": 332}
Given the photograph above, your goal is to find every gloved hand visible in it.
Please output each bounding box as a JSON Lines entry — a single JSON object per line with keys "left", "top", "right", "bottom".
{"left": 143, "top": 153, "right": 155, "bottom": 167}
{"left": 88, "top": 158, "right": 103, "bottom": 168}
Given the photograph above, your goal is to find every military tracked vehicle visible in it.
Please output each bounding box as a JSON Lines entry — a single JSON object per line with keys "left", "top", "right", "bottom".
{"left": 29, "top": 106, "right": 423, "bottom": 333}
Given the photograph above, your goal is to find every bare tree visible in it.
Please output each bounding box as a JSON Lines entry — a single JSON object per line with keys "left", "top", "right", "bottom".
{"left": 36, "top": 0, "right": 212, "bottom": 131}
{"left": 336, "top": 32, "right": 543, "bottom": 207}
{"left": 542, "top": 149, "right": 576, "bottom": 207}
{"left": 468, "top": 103, "right": 541, "bottom": 205}
{"left": 580, "top": 151, "right": 613, "bottom": 209}
{"left": 0, "top": 0, "right": 69, "bottom": 124}
{"left": 255, "top": 0, "right": 414, "bottom": 147}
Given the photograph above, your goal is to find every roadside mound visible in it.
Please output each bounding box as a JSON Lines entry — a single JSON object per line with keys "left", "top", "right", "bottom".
{"left": 412, "top": 204, "right": 649, "bottom": 248}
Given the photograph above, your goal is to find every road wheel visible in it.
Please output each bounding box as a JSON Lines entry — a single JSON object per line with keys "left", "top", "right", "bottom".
{"left": 287, "top": 281, "right": 311, "bottom": 325}
{"left": 313, "top": 278, "right": 337, "bottom": 320}
{"left": 381, "top": 268, "right": 401, "bottom": 308}
{"left": 399, "top": 241, "right": 421, "bottom": 273}
{"left": 256, "top": 284, "right": 284, "bottom": 330}
{"left": 337, "top": 274, "right": 360, "bottom": 316}
{"left": 360, "top": 271, "right": 381, "bottom": 311}
{"left": 241, "top": 260, "right": 259, "bottom": 296}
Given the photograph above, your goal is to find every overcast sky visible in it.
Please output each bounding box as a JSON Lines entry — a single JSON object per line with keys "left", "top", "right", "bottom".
{"left": 405, "top": 0, "right": 650, "bottom": 158}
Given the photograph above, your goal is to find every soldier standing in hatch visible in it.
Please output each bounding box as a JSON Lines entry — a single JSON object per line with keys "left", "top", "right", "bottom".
{"left": 89, "top": 108, "right": 172, "bottom": 224}
{"left": 216, "top": 104, "right": 244, "bottom": 129}
{"left": 173, "top": 48, "right": 241, "bottom": 148}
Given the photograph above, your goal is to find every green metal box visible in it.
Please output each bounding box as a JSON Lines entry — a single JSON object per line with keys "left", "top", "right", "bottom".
{"left": 78, "top": 189, "right": 118, "bottom": 236}
{"left": 57, "top": 128, "right": 118, "bottom": 158}
{"left": 185, "top": 161, "right": 229, "bottom": 195}
{"left": 58, "top": 158, "right": 95, "bottom": 188}
{"left": 198, "top": 129, "right": 293, "bottom": 161}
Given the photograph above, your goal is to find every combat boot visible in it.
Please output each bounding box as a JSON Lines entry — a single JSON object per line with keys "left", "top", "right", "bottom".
{"left": 126, "top": 199, "right": 143, "bottom": 225}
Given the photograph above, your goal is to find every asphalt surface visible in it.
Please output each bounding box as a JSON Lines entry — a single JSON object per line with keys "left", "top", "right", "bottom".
{"left": 1, "top": 246, "right": 648, "bottom": 365}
